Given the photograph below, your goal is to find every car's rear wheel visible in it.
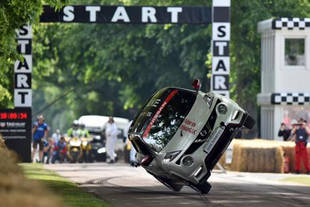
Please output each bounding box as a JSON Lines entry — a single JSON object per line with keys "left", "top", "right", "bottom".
{"left": 153, "top": 175, "right": 183, "bottom": 192}
{"left": 244, "top": 114, "right": 255, "bottom": 129}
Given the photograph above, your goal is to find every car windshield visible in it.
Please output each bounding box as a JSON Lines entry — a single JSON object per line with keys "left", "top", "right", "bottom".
{"left": 130, "top": 88, "right": 196, "bottom": 152}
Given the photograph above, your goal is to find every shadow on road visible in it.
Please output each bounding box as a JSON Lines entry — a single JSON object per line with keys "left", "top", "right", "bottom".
{"left": 44, "top": 163, "right": 310, "bottom": 207}
{"left": 80, "top": 181, "right": 310, "bottom": 207}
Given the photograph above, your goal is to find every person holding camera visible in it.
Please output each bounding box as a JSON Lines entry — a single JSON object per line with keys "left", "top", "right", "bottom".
{"left": 278, "top": 122, "right": 291, "bottom": 141}
{"left": 290, "top": 119, "right": 310, "bottom": 174}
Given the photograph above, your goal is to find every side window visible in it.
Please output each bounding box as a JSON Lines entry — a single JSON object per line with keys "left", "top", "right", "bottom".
{"left": 285, "top": 38, "right": 305, "bottom": 66}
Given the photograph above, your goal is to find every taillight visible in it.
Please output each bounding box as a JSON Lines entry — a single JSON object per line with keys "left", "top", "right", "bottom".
{"left": 141, "top": 154, "right": 153, "bottom": 166}
{"left": 192, "top": 79, "right": 201, "bottom": 91}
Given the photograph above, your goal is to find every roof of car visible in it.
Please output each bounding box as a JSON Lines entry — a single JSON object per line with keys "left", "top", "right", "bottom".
{"left": 78, "top": 115, "right": 129, "bottom": 129}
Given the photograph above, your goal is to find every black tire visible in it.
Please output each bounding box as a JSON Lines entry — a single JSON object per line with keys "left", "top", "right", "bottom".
{"left": 82, "top": 151, "right": 86, "bottom": 162}
{"left": 71, "top": 151, "right": 79, "bottom": 163}
{"left": 154, "top": 176, "right": 183, "bottom": 192}
{"left": 83, "top": 151, "right": 90, "bottom": 163}
{"left": 90, "top": 150, "right": 96, "bottom": 162}
{"left": 190, "top": 181, "right": 212, "bottom": 194}
{"left": 96, "top": 153, "right": 106, "bottom": 162}
{"left": 244, "top": 114, "right": 255, "bottom": 129}
{"left": 88, "top": 153, "right": 93, "bottom": 163}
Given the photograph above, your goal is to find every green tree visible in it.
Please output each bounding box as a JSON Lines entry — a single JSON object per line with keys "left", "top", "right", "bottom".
{"left": 32, "top": 0, "right": 212, "bottom": 130}
{"left": 12, "top": 0, "right": 310, "bottom": 137}
{"left": 0, "top": 0, "right": 66, "bottom": 108}
{"left": 230, "top": 0, "right": 310, "bottom": 135}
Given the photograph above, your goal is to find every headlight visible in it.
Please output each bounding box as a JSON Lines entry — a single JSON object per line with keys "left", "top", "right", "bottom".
{"left": 97, "top": 147, "right": 106, "bottom": 154}
{"left": 82, "top": 141, "right": 88, "bottom": 146}
{"left": 217, "top": 104, "right": 227, "bottom": 114}
{"left": 164, "top": 150, "right": 181, "bottom": 161}
{"left": 94, "top": 135, "right": 101, "bottom": 140}
{"left": 182, "top": 155, "right": 194, "bottom": 167}
{"left": 70, "top": 141, "right": 81, "bottom": 146}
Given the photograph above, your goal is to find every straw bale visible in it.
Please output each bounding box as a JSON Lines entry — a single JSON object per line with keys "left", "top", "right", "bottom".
{"left": 250, "top": 148, "right": 256, "bottom": 171}
{"left": 279, "top": 143, "right": 310, "bottom": 173}
{"left": 257, "top": 147, "right": 264, "bottom": 172}
{"left": 228, "top": 139, "right": 285, "bottom": 173}
{"left": 231, "top": 142, "right": 242, "bottom": 171}
{"left": 265, "top": 148, "right": 275, "bottom": 172}
{"left": 282, "top": 146, "right": 295, "bottom": 172}
{"left": 239, "top": 146, "right": 248, "bottom": 172}
{"left": 217, "top": 152, "right": 227, "bottom": 169}
{"left": 275, "top": 146, "right": 284, "bottom": 173}
{"left": 218, "top": 139, "right": 310, "bottom": 173}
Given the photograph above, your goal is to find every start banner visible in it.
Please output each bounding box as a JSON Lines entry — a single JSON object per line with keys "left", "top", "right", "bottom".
{"left": 40, "top": 5, "right": 212, "bottom": 24}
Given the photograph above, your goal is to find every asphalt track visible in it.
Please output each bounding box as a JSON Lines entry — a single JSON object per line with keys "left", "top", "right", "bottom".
{"left": 45, "top": 163, "right": 310, "bottom": 207}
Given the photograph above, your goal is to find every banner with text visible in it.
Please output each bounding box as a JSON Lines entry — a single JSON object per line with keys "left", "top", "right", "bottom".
{"left": 40, "top": 5, "right": 212, "bottom": 24}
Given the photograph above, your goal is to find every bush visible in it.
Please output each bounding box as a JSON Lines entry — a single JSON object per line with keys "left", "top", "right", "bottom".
{"left": 0, "top": 135, "right": 64, "bottom": 207}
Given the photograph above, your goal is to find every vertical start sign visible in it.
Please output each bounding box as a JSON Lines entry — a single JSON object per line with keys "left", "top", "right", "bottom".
{"left": 15, "top": 25, "right": 32, "bottom": 107}
{"left": 211, "top": 0, "right": 230, "bottom": 97}
{"left": 4, "top": 25, "right": 33, "bottom": 162}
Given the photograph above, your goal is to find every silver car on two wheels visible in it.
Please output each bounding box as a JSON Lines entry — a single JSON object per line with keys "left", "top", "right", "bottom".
{"left": 129, "top": 87, "right": 254, "bottom": 194}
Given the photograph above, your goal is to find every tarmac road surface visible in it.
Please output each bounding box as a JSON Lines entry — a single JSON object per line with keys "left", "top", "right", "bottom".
{"left": 45, "top": 163, "right": 310, "bottom": 207}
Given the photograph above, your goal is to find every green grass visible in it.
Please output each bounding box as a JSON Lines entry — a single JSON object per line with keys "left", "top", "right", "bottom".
{"left": 280, "top": 176, "right": 310, "bottom": 186}
{"left": 21, "top": 163, "right": 109, "bottom": 207}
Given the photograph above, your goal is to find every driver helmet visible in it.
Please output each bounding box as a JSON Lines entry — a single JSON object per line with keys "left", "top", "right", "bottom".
{"left": 73, "top": 120, "right": 79, "bottom": 128}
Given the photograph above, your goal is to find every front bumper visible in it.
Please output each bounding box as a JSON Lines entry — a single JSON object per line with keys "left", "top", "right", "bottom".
{"left": 164, "top": 113, "right": 250, "bottom": 185}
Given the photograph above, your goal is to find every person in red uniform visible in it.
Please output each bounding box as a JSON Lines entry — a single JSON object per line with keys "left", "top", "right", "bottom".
{"left": 291, "top": 119, "right": 310, "bottom": 174}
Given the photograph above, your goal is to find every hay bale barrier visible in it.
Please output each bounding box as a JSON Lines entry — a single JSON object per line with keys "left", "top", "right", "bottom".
{"left": 230, "top": 139, "right": 285, "bottom": 173}
{"left": 219, "top": 139, "right": 310, "bottom": 173}
{"left": 0, "top": 136, "right": 64, "bottom": 207}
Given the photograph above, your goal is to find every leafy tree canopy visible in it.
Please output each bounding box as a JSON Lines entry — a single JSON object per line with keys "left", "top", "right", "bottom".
{"left": 0, "top": 0, "right": 66, "bottom": 108}
{"left": 2, "top": 0, "right": 310, "bottom": 136}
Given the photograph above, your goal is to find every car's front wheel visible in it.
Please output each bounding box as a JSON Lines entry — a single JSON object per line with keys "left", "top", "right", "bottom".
{"left": 190, "top": 181, "right": 212, "bottom": 194}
